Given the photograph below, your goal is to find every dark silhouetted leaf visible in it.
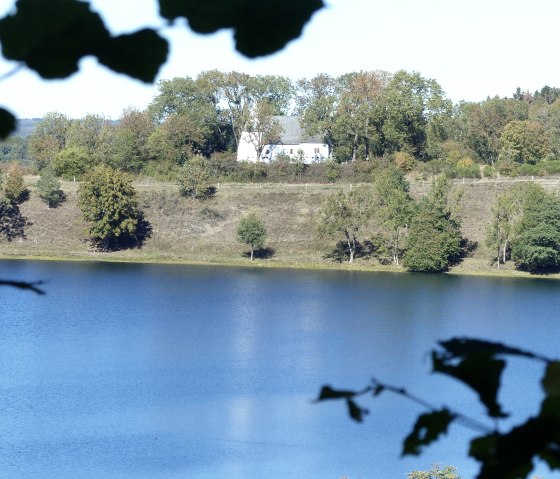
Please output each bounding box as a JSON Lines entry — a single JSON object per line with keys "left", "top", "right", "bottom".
{"left": 542, "top": 361, "right": 560, "bottom": 397}
{"left": 0, "top": 108, "right": 16, "bottom": 139}
{"left": 402, "top": 409, "right": 455, "bottom": 456}
{"left": 0, "top": 0, "right": 108, "bottom": 78}
{"left": 470, "top": 418, "right": 558, "bottom": 479}
{"left": 0, "top": 279, "right": 44, "bottom": 294}
{"left": 439, "top": 338, "right": 539, "bottom": 361}
{"left": 432, "top": 351, "right": 508, "bottom": 418}
{"left": 158, "top": 0, "right": 324, "bottom": 57}
{"left": 317, "top": 385, "right": 356, "bottom": 401}
{"left": 97, "top": 30, "right": 168, "bottom": 83}
{"left": 346, "top": 398, "right": 368, "bottom": 422}
{"left": 0, "top": 0, "right": 167, "bottom": 82}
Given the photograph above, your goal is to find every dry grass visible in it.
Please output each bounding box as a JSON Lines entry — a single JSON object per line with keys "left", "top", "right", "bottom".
{"left": 2, "top": 176, "right": 560, "bottom": 279}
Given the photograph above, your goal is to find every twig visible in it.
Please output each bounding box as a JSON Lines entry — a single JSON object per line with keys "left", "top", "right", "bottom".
{"left": 0, "top": 280, "right": 45, "bottom": 295}
{"left": 0, "top": 63, "right": 24, "bottom": 82}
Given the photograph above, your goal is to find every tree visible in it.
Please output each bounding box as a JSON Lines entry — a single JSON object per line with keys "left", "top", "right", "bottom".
{"left": 112, "top": 108, "right": 154, "bottom": 173}
{"left": 403, "top": 175, "right": 462, "bottom": 272}
{"left": 35, "top": 168, "right": 65, "bottom": 208}
{"left": 510, "top": 183, "right": 560, "bottom": 273}
{"left": 236, "top": 212, "right": 267, "bottom": 260}
{"left": 372, "top": 168, "right": 413, "bottom": 265}
{"left": 66, "top": 113, "right": 115, "bottom": 165}
{"left": 2, "top": 162, "right": 28, "bottom": 204}
{"left": 317, "top": 187, "right": 372, "bottom": 263}
{"left": 51, "top": 146, "right": 91, "bottom": 180}
{"left": 0, "top": 197, "right": 28, "bottom": 240}
{"left": 498, "top": 120, "right": 550, "bottom": 164}
{"left": 486, "top": 185, "right": 524, "bottom": 268}
{"left": 77, "top": 165, "right": 151, "bottom": 251}
{"left": 177, "top": 155, "right": 215, "bottom": 199}
{"left": 27, "top": 112, "right": 70, "bottom": 170}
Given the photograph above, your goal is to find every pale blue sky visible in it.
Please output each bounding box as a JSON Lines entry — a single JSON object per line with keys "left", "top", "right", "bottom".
{"left": 1, "top": 0, "right": 560, "bottom": 119}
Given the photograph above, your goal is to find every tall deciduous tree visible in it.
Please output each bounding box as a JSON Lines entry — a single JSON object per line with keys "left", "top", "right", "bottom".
{"left": 27, "top": 112, "right": 70, "bottom": 170}
{"left": 112, "top": 108, "right": 154, "bottom": 173}
{"left": 498, "top": 120, "right": 550, "bottom": 164}
{"left": 372, "top": 168, "right": 413, "bottom": 265}
{"left": 317, "top": 187, "right": 373, "bottom": 263}
{"left": 77, "top": 165, "right": 151, "bottom": 251}
{"left": 486, "top": 185, "right": 524, "bottom": 268}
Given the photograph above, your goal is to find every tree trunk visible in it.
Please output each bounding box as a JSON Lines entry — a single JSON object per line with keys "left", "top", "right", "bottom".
{"left": 250, "top": 246, "right": 254, "bottom": 261}
{"left": 503, "top": 239, "right": 508, "bottom": 264}
{"left": 345, "top": 231, "right": 354, "bottom": 263}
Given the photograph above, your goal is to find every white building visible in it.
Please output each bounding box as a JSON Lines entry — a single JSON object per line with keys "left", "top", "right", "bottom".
{"left": 236, "top": 116, "right": 330, "bottom": 164}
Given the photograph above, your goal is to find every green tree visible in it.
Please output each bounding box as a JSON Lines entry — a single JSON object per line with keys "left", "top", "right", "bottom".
{"left": 403, "top": 175, "right": 462, "bottom": 272}
{"left": 499, "top": 120, "right": 550, "bottom": 164}
{"left": 0, "top": 197, "right": 28, "bottom": 240}
{"left": 2, "top": 162, "right": 28, "bottom": 204}
{"left": 112, "top": 108, "right": 154, "bottom": 173}
{"left": 511, "top": 183, "right": 560, "bottom": 272}
{"left": 77, "top": 165, "right": 151, "bottom": 251}
{"left": 177, "top": 155, "right": 215, "bottom": 199}
{"left": 51, "top": 146, "right": 91, "bottom": 180}
{"left": 27, "top": 112, "right": 70, "bottom": 170}
{"left": 486, "top": 185, "right": 524, "bottom": 267}
{"left": 35, "top": 168, "right": 65, "bottom": 208}
{"left": 236, "top": 211, "right": 267, "bottom": 260}
{"left": 372, "top": 168, "right": 413, "bottom": 265}
{"left": 317, "top": 187, "right": 372, "bottom": 263}
{"left": 380, "top": 71, "right": 451, "bottom": 159}
{"left": 66, "top": 113, "right": 115, "bottom": 164}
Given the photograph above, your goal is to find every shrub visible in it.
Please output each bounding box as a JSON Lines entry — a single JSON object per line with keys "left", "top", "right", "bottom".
{"left": 177, "top": 155, "right": 215, "bottom": 199}
{"left": 51, "top": 147, "right": 91, "bottom": 180}
{"left": 36, "top": 168, "right": 65, "bottom": 208}
{"left": 394, "top": 151, "right": 415, "bottom": 171}
{"left": 2, "top": 162, "right": 29, "bottom": 204}
{"left": 78, "top": 165, "right": 151, "bottom": 251}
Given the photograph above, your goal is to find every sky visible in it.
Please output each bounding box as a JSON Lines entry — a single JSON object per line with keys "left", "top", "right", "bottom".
{"left": 1, "top": 0, "right": 560, "bottom": 119}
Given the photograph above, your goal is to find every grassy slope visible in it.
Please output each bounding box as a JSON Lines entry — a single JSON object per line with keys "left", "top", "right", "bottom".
{"left": 2, "top": 176, "right": 560, "bottom": 279}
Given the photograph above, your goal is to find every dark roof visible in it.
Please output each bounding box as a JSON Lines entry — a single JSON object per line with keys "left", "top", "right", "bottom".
{"left": 273, "top": 116, "right": 324, "bottom": 145}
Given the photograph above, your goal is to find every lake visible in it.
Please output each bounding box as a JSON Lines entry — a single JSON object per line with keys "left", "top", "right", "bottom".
{"left": 1, "top": 260, "right": 558, "bottom": 479}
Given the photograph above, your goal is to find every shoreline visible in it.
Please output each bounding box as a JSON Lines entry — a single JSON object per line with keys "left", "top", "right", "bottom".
{"left": 1, "top": 252, "right": 558, "bottom": 281}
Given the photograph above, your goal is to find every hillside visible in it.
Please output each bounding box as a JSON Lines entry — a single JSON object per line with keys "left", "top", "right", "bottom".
{"left": 2, "top": 176, "right": 560, "bottom": 278}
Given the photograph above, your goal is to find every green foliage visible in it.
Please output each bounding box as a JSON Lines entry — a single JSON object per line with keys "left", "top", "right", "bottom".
{"left": 2, "top": 162, "right": 29, "bottom": 204}
{"left": 403, "top": 175, "right": 462, "bottom": 272}
{"left": 0, "top": 197, "right": 28, "bottom": 240}
{"left": 499, "top": 120, "right": 550, "bottom": 164}
{"left": 27, "top": 112, "right": 70, "bottom": 170}
{"left": 317, "top": 187, "right": 373, "bottom": 263}
{"left": 318, "top": 338, "right": 560, "bottom": 479}
{"left": 51, "top": 147, "right": 91, "bottom": 180}
{"left": 77, "top": 165, "right": 151, "bottom": 251}
{"left": 236, "top": 211, "right": 267, "bottom": 260}
{"left": 177, "top": 155, "right": 215, "bottom": 199}
{"left": 35, "top": 168, "right": 65, "bottom": 208}
{"left": 510, "top": 184, "right": 560, "bottom": 272}
{"left": 326, "top": 160, "right": 341, "bottom": 182}
{"left": 372, "top": 168, "right": 413, "bottom": 265}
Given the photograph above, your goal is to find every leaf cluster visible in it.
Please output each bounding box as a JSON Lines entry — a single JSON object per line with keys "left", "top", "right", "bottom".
{"left": 317, "top": 338, "right": 560, "bottom": 479}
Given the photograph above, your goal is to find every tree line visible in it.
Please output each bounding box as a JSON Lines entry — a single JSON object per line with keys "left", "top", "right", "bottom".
{"left": 3, "top": 72, "right": 560, "bottom": 181}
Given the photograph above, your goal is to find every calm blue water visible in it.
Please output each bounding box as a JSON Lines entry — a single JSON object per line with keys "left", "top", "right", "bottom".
{"left": 0, "top": 260, "right": 558, "bottom": 479}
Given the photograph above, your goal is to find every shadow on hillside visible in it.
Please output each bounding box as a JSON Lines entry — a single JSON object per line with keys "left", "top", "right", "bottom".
{"left": 243, "top": 247, "right": 276, "bottom": 260}
{"left": 323, "top": 240, "right": 374, "bottom": 263}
